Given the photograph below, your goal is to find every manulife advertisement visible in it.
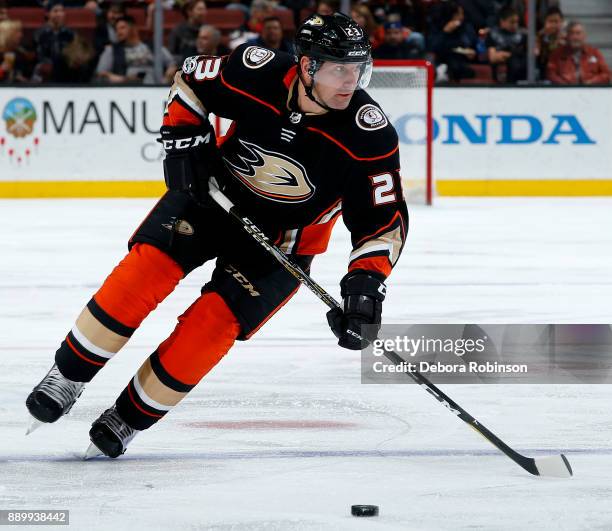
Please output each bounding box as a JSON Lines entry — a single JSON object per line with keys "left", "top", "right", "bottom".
{"left": 0, "top": 85, "right": 610, "bottom": 197}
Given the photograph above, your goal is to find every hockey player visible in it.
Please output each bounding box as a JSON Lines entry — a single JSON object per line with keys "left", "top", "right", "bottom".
{"left": 26, "top": 13, "right": 408, "bottom": 458}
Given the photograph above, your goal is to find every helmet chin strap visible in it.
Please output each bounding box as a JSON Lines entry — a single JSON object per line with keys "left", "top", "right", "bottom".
{"left": 298, "top": 57, "right": 336, "bottom": 112}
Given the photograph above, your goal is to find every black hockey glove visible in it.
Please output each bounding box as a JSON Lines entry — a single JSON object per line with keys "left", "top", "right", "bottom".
{"left": 326, "top": 272, "right": 386, "bottom": 350}
{"left": 159, "top": 122, "right": 221, "bottom": 203}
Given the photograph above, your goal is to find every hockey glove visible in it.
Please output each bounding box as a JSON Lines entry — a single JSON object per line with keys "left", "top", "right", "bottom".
{"left": 326, "top": 272, "right": 386, "bottom": 350}
{"left": 159, "top": 122, "right": 221, "bottom": 203}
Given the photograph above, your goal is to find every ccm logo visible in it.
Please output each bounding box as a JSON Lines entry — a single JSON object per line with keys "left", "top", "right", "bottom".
{"left": 163, "top": 132, "right": 211, "bottom": 150}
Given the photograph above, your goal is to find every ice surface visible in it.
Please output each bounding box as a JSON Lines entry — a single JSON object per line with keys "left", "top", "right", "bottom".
{"left": 1, "top": 198, "right": 612, "bottom": 530}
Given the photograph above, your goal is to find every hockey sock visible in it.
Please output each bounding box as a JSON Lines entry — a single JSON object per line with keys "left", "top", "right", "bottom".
{"left": 55, "top": 244, "right": 183, "bottom": 382}
{"left": 116, "top": 292, "right": 240, "bottom": 430}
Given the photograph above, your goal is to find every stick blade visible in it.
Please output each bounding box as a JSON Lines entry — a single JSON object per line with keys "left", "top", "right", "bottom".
{"left": 533, "top": 454, "right": 573, "bottom": 478}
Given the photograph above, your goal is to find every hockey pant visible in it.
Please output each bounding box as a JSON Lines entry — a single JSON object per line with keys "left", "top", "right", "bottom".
{"left": 54, "top": 191, "right": 312, "bottom": 430}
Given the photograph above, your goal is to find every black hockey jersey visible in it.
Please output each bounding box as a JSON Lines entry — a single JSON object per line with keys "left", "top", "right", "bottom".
{"left": 163, "top": 44, "right": 408, "bottom": 279}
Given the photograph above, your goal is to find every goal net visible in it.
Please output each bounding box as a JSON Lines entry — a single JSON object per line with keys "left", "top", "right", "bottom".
{"left": 370, "top": 60, "right": 434, "bottom": 205}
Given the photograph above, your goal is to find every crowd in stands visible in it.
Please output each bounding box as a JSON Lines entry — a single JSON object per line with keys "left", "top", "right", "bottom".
{"left": 0, "top": 0, "right": 609, "bottom": 85}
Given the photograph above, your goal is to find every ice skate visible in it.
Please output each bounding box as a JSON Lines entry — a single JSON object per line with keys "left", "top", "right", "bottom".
{"left": 85, "top": 406, "right": 138, "bottom": 459}
{"left": 26, "top": 364, "right": 85, "bottom": 434}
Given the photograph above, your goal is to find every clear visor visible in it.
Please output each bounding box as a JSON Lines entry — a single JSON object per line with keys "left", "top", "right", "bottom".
{"left": 313, "top": 59, "right": 372, "bottom": 95}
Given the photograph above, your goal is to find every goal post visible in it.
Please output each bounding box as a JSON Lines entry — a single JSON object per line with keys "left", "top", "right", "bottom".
{"left": 370, "top": 60, "right": 434, "bottom": 205}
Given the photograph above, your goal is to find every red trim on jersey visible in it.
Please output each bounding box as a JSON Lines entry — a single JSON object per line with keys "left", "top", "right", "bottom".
{"left": 283, "top": 66, "right": 298, "bottom": 89}
{"left": 162, "top": 99, "right": 202, "bottom": 127}
{"left": 355, "top": 210, "right": 405, "bottom": 247}
{"left": 217, "top": 121, "right": 236, "bottom": 147}
{"left": 348, "top": 256, "right": 392, "bottom": 278}
{"left": 220, "top": 72, "right": 281, "bottom": 116}
{"left": 306, "top": 127, "right": 399, "bottom": 161}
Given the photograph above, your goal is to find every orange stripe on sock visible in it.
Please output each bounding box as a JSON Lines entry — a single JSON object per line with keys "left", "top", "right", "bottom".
{"left": 65, "top": 335, "right": 105, "bottom": 366}
{"left": 127, "top": 381, "right": 163, "bottom": 418}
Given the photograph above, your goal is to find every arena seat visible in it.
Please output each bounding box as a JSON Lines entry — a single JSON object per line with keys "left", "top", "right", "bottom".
{"left": 7, "top": 7, "right": 45, "bottom": 25}
{"left": 127, "top": 7, "right": 147, "bottom": 28}
{"left": 64, "top": 8, "right": 95, "bottom": 26}
{"left": 205, "top": 9, "right": 246, "bottom": 30}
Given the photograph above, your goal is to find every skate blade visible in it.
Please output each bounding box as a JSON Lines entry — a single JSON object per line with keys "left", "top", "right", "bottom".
{"left": 25, "top": 416, "right": 44, "bottom": 435}
{"left": 83, "top": 443, "right": 103, "bottom": 460}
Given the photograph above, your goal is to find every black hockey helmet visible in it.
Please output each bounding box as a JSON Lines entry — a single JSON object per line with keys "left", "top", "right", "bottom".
{"left": 294, "top": 13, "right": 373, "bottom": 110}
{"left": 295, "top": 12, "right": 372, "bottom": 63}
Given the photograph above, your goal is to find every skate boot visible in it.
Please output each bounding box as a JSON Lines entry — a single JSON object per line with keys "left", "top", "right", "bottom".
{"left": 85, "top": 406, "right": 138, "bottom": 459}
{"left": 26, "top": 364, "right": 85, "bottom": 433}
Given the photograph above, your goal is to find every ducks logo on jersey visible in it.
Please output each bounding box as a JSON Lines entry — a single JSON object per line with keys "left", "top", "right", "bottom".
{"left": 224, "top": 139, "right": 315, "bottom": 203}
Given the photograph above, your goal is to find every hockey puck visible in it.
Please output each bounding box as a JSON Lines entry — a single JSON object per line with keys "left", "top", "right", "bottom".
{"left": 351, "top": 505, "right": 379, "bottom": 517}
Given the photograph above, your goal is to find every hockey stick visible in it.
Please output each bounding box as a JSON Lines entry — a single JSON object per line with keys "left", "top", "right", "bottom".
{"left": 208, "top": 180, "right": 572, "bottom": 478}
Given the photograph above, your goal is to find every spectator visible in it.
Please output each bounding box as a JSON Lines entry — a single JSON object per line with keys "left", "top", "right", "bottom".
{"left": 247, "top": 0, "right": 274, "bottom": 34}
{"left": 509, "top": 0, "right": 560, "bottom": 30}
{"left": 351, "top": 4, "right": 382, "bottom": 48}
{"left": 386, "top": 10, "right": 425, "bottom": 52}
{"left": 457, "top": 0, "right": 496, "bottom": 31}
{"left": 429, "top": 2, "right": 477, "bottom": 82}
{"left": 168, "top": 0, "right": 207, "bottom": 64}
{"left": 373, "top": 21, "right": 424, "bottom": 60}
{"left": 94, "top": 1, "right": 126, "bottom": 57}
{"left": 536, "top": 6, "right": 564, "bottom": 78}
{"left": 96, "top": 15, "right": 176, "bottom": 84}
{"left": 230, "top": 0, "right": 272, "bottom": 49}
{"left": 547, "top": 22, "right": 611, "bottom": 85}
{"left": 0, "top": 19, "right": 36, "bottom": 82}
{"left": 315, "top": 0, "right": 338, "bottom": 17}
{"left": 0, "top": 4, "right": 7, "bottom": 23}
{"left": 247, "top": 16, "right": 293, "bottom": 53}
{"left": 33, "top": 0, "right": 75, "bottom": 81}
{"left": 487, "top": 6, "right": 527, "bottom": 83}
{"left": 55, "top": 33, "right": 96, "bottom": 81}
{"left": 181, "top": 24, "right": 228, "bottom": 58}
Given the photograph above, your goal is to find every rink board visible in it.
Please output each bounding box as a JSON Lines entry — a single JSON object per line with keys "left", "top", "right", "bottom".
{"left": 0, "top": 86, "right": 611, "bottom": 197}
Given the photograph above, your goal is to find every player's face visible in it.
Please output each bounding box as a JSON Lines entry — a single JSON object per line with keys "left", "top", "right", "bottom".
{"left": 312, "top": 61, "right": 371, "bottom": 110}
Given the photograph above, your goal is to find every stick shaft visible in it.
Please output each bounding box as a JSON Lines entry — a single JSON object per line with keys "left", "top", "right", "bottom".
{"left": 208, "top": 182, "right": 552, "bottom": 476}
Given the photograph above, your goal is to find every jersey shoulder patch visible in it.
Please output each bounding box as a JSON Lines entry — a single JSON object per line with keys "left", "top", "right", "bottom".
{"left": 355, "top": 103, "right": 388, "bottom": 131}
{"left": 242, "top": 46, "right": 276, "bottom": 69}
